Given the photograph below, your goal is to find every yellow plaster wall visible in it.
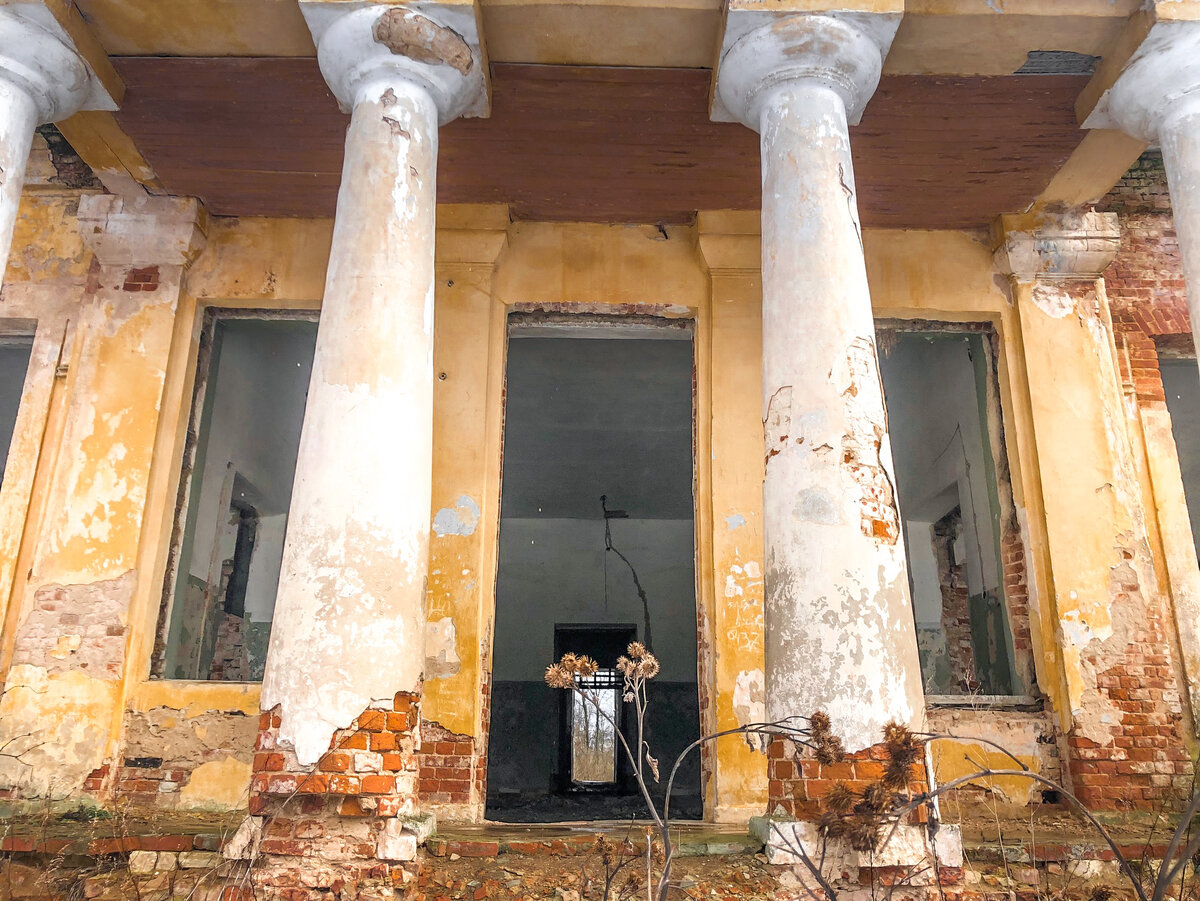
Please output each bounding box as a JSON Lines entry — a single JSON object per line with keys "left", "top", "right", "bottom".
{"left": 4, "top": 198, "right": 1180, "bottom": 818}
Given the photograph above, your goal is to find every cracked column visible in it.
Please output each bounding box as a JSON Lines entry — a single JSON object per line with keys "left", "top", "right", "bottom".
{"left": 1086, "top": 20, "right": 1200, "bottom": 365}
{"left": 0, "top": 3, "right": 116, "bottom": 284}
{"left": 261, "top": 1, "right": 488, "bottom": 769}
{"left": 712, "top": 11, "right": 924, "bottom": 752}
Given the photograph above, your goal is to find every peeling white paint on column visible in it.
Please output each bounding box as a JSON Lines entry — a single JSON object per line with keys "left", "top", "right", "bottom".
{"left": 0, "top": 4, "right": 114, "bottom": 285}
{"left": 261, "top": 2, "right": 486, "bottom": 766}
{"left": 715, "top": 14, "right": 924, "bottom": 753}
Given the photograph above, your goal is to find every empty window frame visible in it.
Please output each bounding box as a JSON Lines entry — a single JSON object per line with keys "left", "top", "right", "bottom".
{"left": 1162, "top": 357, "right": 1200, "bottom": 564}
{"left": 0, "top": 334, "right": 34, "bottom": 489}
{"left": 877, "top": 324, "right": 1029, "bottom": 698}
{"left": 153, "top": 312, "right": 317, "bottom": 681}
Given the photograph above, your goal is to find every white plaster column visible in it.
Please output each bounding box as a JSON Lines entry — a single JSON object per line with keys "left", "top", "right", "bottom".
{"left": 261, "top": 2, "right": 487, "bottom": 766}
{"left": 1087, "top": 22, "right": 1200, "bottom": 371}
{"left": 713, "top": 13, "right": 924, "bottom": 751}
{"left": 0, "top": 4, "right": 115, "bottom": 284}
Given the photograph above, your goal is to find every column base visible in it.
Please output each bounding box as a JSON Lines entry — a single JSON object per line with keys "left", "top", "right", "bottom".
{"left": 247, "top": 692, "right": 429, "bottom": 866}
{"left": 761, "top": 735, "right": 962, "bottom": 885}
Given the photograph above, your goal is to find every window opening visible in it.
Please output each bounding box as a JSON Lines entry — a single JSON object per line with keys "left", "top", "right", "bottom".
{"left": 1162, "top": 358, "right": 1200, "bottom": 565}
{"left": 486, "top": 317, "right": 701, "bottom": 822}
{"left": 0, "top": 335, "right": 34, "bottom": 489}
{"left": 154, "top": 314, "right": 316, "bottom": 681}
{"left": 878, "top": 327, "right": 1023, "bottom": 697}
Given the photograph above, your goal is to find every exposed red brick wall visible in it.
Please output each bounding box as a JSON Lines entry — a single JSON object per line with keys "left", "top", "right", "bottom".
{"left": 417, "top": 721, "right": 475, "bottom": 808}
{"left": 767, "top": 737, "right": 927, "bottom": 822}
{"left": 121, "top": 265, "right": 161, "bottom": 292}
{"left": 251, "top": 692, "right": 420, "bottom": 822}
{"left": 1054, "top": 152, "right": 1197, "bottom": 810}
{"left": 1099, "top": 151, "right": 1192, "bottom": 404}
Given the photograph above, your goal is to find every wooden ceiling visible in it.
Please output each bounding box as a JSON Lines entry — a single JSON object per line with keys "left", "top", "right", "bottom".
{"left": 110, "top": 59, "right": 1090, "bottom": 229}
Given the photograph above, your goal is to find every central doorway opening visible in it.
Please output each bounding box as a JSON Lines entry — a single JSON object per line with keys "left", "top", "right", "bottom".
{"left": 486, "top": 315, "right": 702, "bottom": 822}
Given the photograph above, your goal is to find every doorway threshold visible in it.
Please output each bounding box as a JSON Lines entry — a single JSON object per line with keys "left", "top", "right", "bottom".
{"left": 428, "top": 822, "right": 763, "bottom": 859}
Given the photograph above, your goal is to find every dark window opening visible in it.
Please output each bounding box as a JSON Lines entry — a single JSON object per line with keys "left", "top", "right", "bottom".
{"left": 154, "top": 314, "right": 317, "bottom": 681}
{"left": 0, "top": 335, "right": 34, "bottom": 490}
{"left": 878, "top": 327, "right": 1024, "bottom": 698}
{"left": 1162, "top": 358, "right": 1200, "bottom": 565}
{"left": 486, "top": 317, "right": 701, "bottom": 822}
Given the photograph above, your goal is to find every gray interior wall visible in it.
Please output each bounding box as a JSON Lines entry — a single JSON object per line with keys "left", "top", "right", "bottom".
{"left": 0, "top": 338, "right": 33, "bottom": 486}
{"left": 880, "top": 334, "right": 999, "bottom": 607}
{"left": 494, "top": 518, "right": 698, "bottom": 682}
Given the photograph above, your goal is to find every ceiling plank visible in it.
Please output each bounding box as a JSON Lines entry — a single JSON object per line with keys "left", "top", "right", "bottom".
{"left": 111, "top": 59, "right": 1089, "bottom": 228}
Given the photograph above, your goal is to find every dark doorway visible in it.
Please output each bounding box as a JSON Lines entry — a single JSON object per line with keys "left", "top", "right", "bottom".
{"left": 486, "top": 317, "right": 702, "bottom": 822}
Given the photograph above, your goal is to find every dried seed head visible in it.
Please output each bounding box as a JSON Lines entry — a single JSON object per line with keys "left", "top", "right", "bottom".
{"left": 627, "top": 641, "right": 648, "bottom": 659}
{"left": 824, "top": 783, "right": 856, "bottom": 815}
{"left": 818, "top": 811, "right": 848, "bottom": 839}
{"left": 575, "top": 655, "right": 599, "bottom": 677}
{"left": 847, "top": 818, "right": 881, "bottom": 853}
{"left": 815, "top": 734, "right": 846, "bottom": 766}
{"left": 809, "top": 711, "right": 832, "bottom": 736}
{"left": 1088, "top": 888, "right": 1114, "bottom": 901}
{"left": 860, "top": 781, "right": 894, "bottom": 813}
{"left": 545, "top": 663, "right": 573, "bottom": 689}
{"left": 883, "top": 721, "right": 923, "bottom": 768}
{"left": 883, "top": 756, "right": 912, "bottom": 790}
{"left": 616, "top": 655, "right": 632, "bottom": 676}
{"left": 638, "top": 655, "right": 660, "bottom": 679}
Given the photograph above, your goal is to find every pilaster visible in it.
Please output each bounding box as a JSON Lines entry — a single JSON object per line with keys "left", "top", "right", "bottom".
{"left": 995, "top": 211, "right": 1195, "bottom": 810}
{"left": 0, "top": 196, "right": 206, "bottom": 806}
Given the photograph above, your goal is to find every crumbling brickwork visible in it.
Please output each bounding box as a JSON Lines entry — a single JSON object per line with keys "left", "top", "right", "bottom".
{"left": 1099, "top": 151, "right": 1192, "bottom": 403}
{"left": 1052, "top": 152, "right": 1199, "bottom": 811}
{"left": 9, "top": 573, "right": 135, "bottom": 679}
{"left": 416, "top": 721, "right": 475, "bottom": 809}
{"left": 251, "top": 693, "right": 420, "bottom": 819}
{"left": 766, "top": 737, "right": 927, "bottom": 822}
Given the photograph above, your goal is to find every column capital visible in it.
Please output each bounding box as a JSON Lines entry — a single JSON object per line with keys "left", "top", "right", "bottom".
{"left": 992, "top": 210, "right": 1120, "bottom": 283}
{"left": 711, "top": 9, "right": 900, "bottom": 130}
{"left": 0, "top": 3, "right": 117, "bottom": 123}
{"left": 1084, "top": 19, "right": 1200, "bottom": 143}
{"left": 77, "top": 195, "right": 208, "bottom": 269}
{"left": 299, "top": 0, "right": 489, "bottom": 123}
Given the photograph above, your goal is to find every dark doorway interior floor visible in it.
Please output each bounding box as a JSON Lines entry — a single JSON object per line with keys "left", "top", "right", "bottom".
{"left": 485, "top": 319, "right": 701, "bottom": 822}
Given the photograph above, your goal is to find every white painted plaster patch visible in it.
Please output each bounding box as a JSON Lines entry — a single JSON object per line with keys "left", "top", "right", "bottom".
{"left": 425, "top": 616, "right": 461, "bottom": 678}
{"left": 725, "top": 513, "right": 746, "bottom": 530}
{"left": 432, "top": 495, "right": 480, "bottom": 537}
{"left": 1030, "top": 283, "right": 1075, "bottom": 319}
{"left": 733, "top": 668, "right": 767, "bottom": 752}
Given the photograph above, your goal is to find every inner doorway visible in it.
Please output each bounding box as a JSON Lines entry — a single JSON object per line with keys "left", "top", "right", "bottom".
{"left": 486, "top": 316, "right": 702, "bottom": 822}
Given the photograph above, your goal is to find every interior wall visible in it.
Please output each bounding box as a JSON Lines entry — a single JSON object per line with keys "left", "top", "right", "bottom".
{"left": 494, "top": 518, "right": 697, "bottom": 682}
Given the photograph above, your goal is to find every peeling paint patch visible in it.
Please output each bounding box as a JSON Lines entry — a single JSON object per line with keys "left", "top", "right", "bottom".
{"left": 1030, "top": 283, "right": 1075, "bottom": 318}
{"left": 725, "top": 513, "right": 746, "bottom": 530}
{"left": 432, "top": 495, "right": 480, "bottom": 537}
{"left": 425, "top": 616, "right": 462, "bottom": 678}
{"left": 11, "top": 571, "right": 135, "bottom": 679}
{"left": 763, "top": 385, "right": 792, "bottom": 465}
{"left": 732, "top": 669, "right": 766, "bottom": 752}
{"left": 373, "top": 9, "right": 473, "bottom": 75}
